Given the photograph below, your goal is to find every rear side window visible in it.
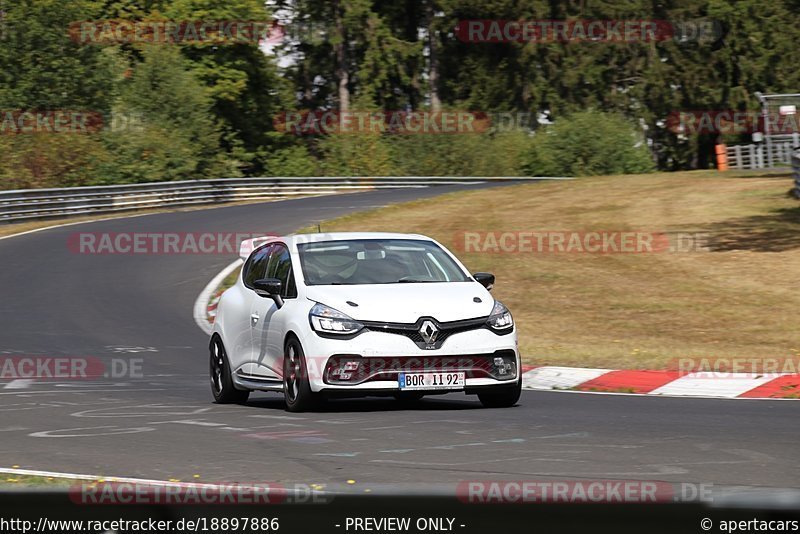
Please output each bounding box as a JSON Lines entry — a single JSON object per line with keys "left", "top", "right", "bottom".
{"left": 266, "top": 244, "right": 297, "bottom": 298}
{"left": 243, "top": 244, "right": 272, "bottom": 289}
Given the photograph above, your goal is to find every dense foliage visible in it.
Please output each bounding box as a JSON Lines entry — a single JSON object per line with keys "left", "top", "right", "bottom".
{"left": 1, "top": 0, "right": 797, "bottom": 188}
{"left": 525, "top": 110, "right": 655, "bottom": 176}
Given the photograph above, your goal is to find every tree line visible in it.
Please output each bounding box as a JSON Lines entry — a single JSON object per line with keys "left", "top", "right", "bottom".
{"left": 1, "top": 0, "right": 798, "bottom": 189}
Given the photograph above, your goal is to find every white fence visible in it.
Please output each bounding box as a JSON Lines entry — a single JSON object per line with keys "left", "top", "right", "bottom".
{"left": 0, "top": 176, "right": 550, "bottom": 224}
{"left": 793, "top": 149, "right": 800, "bottom": 199}
{"left": 726, "top": 140, "right": 797, "bottom": 170}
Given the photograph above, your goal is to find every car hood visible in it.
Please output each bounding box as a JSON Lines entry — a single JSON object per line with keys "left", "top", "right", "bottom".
{"left": 305, "top": 282, "right": 494, "bottom": 323}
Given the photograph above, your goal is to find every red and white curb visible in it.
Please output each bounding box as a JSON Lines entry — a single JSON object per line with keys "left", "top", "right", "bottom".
{"left": 521, "top": 366, "right": 800, "bottom": 400}
{"left": 192, "top": 259, "right": 243, "bottom": 335}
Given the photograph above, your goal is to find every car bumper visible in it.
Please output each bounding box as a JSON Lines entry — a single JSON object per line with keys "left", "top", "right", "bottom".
{"left": 297, "top": 327, "right": 519, "bottom": 394}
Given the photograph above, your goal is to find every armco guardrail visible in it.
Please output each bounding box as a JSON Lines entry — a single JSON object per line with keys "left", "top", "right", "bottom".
{"left": 0, "top": 176, "right": 555, "bottom": 224}
{"left": 792, "top": 149, "right": 800, "bottom": 199}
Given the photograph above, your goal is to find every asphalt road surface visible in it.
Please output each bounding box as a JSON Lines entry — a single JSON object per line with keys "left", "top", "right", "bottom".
{"left": 0, "top": 184, "right": 797, "bottom": 494}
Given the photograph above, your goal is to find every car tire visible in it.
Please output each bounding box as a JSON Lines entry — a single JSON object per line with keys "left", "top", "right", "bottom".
{"left": 210, "top": 337, "right": 250, "bottom": 404}
{"left": 283, "top": 338, "right": 320, "bottom": 412}
{"left": 477, "top": 376, "right": 521, "bottom": 408}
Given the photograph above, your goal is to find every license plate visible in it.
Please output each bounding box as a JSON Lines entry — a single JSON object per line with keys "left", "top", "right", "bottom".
{"left": 398, "top": 372, "right": 465, "bottom": 390}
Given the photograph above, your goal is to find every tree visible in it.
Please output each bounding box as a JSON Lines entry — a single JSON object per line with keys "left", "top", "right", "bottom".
{"left": 96, "top": 45, "right": 235, "bottom": 183}
{"left": 0, "top": 0, "right": 117, "bottom": 111}
{"left": 0, "top": 0, "right": 118, "bottom": 188}
{"left": 164, "top": 0, "right": 291, "bottom": 174}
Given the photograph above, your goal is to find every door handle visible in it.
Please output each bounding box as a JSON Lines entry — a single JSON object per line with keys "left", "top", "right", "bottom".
{"left": 250, "top": 312, "right": 260, "bottom": 326}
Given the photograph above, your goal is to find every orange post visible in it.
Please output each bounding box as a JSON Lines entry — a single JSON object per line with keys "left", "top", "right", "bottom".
{"left": 715, "top": 144, "right": 729, "bottom": 171}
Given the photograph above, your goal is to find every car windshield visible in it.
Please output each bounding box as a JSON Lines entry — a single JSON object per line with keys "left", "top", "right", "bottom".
{"left": 297, "top": 239, "right": 471, "bottom": 285}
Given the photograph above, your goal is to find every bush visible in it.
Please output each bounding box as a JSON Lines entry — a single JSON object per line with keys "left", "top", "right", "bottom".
{"left": 93, "top": 46, "right": 237, "bottom": 184}
{"left": 264, "top": 143, "right": 321, "bottom": 176}
{"left": 318, "top": 134, "right": 394, "bottom": 176}
{"left": 0, "top": 134, "right": 107, "bottom": 190}
{"left": 524, "top": 110, "right": 655, "bottom": 176}
{"left": 273, "top": 128, "right": 534, "bottom": 177}
{"left": 387, "top": 130, "right": 533, "bottom": 176}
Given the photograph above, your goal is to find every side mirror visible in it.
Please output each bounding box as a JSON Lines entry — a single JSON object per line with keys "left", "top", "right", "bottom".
{"left": 473, "top": 272, "right": 495, "bottom": 291}
{"left": 253, "top": 278, "right": 284, "bottom": 308}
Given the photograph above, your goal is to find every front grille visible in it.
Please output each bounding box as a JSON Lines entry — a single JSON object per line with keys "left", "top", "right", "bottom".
{"left": 324, "top": 351, "right": 517, "bottom": 385}
{"left": 362, "top": 316, "right": 488, "bottom": 349}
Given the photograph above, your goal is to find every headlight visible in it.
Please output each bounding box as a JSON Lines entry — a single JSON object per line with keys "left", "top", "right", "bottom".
{"left": 486, "top": 300, "right": 513, "bottom": 332}
{"left": 309, "top": 303, "right": 364, "bottom": 335}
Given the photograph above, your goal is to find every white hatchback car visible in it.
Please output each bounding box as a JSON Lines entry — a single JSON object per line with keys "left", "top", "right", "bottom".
{"left": 210, "top": 232, "right": 520, "bottom": 411}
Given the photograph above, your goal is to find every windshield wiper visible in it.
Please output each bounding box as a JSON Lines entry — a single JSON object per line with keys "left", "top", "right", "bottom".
{"left": 397, "top": 278, "right": 437, "bottom": 283}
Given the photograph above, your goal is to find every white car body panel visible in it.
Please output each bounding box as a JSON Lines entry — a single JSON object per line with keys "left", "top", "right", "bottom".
{"left": 304, "top": 283, "right": 494, "bottom": 323}
{"left": 213, "top": 232, "right": 520, "bottom": 396}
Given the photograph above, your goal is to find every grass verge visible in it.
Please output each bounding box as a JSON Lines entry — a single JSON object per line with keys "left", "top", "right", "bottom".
{"left": 0, "top": 475, "right": 81, "bottom": 487}
{"left": 296, "top": 170, "right": 800, "bottom": 369}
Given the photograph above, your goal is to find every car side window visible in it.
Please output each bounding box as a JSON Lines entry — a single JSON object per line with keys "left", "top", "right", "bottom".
{"left": 243, "top": 244, "right": 272, "bottom": 289}
{"left": 266, "top": 244, "right": 297, "bottom": 298}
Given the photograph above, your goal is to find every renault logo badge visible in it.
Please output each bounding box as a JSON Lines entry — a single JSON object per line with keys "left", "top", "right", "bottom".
{"left": 419, "top": 320, "right": 439, "bottom": 345}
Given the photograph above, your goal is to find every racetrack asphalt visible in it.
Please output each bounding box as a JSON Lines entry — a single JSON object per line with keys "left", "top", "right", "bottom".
{"left": 0, "top": 184, "right": 797, "bottom": 492}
